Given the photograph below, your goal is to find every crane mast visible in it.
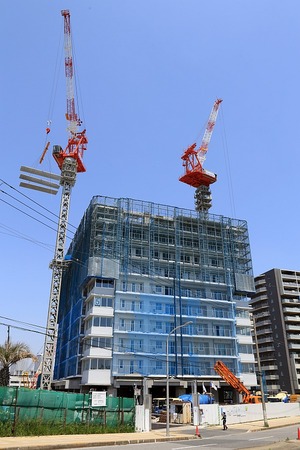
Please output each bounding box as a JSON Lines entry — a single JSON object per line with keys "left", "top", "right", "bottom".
{"left": 179, "top": 99, "right": 222, "bottom": 212}
{"left": 41, "top": 10, "right": 87, "bottom": 390}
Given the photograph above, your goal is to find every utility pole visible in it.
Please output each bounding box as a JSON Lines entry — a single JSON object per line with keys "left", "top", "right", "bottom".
{"left": 252, "top": 315, "right": 269, "bottom": 427}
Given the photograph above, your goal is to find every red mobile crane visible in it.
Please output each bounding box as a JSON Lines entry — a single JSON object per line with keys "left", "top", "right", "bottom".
{"left": 179, "top": 99, "right": 222, "bottom": 212}
{"left": 214, "top": 360, "right": 261, "bottom": 404}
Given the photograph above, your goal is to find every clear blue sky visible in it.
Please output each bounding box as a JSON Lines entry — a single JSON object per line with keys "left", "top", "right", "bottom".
{"left": 1, "top": 0, "right": 300, "bottom": 354}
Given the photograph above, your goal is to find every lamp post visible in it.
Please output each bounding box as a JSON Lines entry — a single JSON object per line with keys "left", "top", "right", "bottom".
{"left": 166, "top": 321, "right": 192, "bottom": 436}
{"left": 252, "top": 315, "right": 269, "bottom": 427}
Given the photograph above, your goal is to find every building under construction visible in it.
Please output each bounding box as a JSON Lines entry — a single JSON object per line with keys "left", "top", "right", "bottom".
{"left": 53, "top": 195, "right": 257, "bottom": 400}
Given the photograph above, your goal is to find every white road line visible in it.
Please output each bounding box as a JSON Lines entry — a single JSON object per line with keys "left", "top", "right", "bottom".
{"left": 173, "top": 445, "right": 218, "bottom": 449}
{"left": 249, "top": 435, "right": 274, "bottom": 441}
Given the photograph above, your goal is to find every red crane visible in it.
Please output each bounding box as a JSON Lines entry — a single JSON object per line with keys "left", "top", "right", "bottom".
{"left": 52, "top": 10, "right": 88, "bottom": 173}
{"left": 179, "top": 99, "right": 222, "bottom": 211}
{"left": 41, "top": 10, "right": 88, "bottom": 390}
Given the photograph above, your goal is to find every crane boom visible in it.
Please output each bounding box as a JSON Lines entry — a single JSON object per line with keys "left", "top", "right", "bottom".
{"left": 197, "top": 98, "right": 222, "bottom": 166}
{"left": 40, "top": 10, "right": 87, "bottom": 390}
{"left": 214, "top": 360, "right": 261, "bottom": 404}
{"left": 53, "top": 11, "right": 87, "bottom": 174}
{"left": 61, "top": 9, "right": 79, "bottom": 136}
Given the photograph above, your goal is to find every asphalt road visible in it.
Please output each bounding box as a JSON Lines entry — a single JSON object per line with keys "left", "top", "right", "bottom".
{"left": 59, "top": 424, "right": 300, "bottom": 450}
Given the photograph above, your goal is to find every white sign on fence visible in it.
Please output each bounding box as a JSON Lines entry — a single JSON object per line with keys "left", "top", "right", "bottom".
{"left": 92, "top": 391, "right": 107, "bottom": 407}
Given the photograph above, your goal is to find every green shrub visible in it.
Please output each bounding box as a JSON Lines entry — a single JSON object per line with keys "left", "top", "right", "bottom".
{"left": 0, "top": 419, "right": 134, "bottom": 437}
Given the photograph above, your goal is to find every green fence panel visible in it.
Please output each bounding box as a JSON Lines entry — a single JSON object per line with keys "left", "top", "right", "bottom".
{"left": 0, "top": 387, "right": 134, "bottom": 427}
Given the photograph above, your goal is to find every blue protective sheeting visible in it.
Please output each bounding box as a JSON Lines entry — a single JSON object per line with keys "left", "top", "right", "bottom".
{"left": 178, "top": 394, "right": 214, "bottom": 404}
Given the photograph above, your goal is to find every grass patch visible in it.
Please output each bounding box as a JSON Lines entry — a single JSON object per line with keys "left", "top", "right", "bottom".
{"left": 0, "top": 420, "right": 135, "bottom": 437}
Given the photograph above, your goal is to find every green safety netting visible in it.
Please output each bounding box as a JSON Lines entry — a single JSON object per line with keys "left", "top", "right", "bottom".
{"left": 0, "top": 387, "right": 134, "bottom": 425}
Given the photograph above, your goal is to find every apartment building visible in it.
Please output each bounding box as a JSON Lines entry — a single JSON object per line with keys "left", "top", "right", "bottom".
{"left": 53, "top": 196, "right": 257, "bottom": 398}
{"left": 250, "top": 269, "right": 300, "bottom": 395}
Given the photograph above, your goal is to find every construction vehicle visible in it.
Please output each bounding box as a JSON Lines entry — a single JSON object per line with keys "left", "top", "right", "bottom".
{"left": 40, "top": 10, "right": 88, "bottom": 390}
{"left": 214, "top": 360, "right": 262, "bottom": 404}
{"left": 179, "top": 99, "right": 222, "bottom": 212}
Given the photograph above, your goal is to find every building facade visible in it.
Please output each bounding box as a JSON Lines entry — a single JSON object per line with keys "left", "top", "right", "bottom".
{"left": 53, "top": 196, "right": 257, "bottom": 399}
{"left": 250, "top": 269, "right": 300, "bottom": 395}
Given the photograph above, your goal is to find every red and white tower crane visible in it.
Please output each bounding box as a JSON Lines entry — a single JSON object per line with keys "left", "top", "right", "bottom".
{"left": 179, "top": 99, "right": 222, "bottom": 212}
{"left": 40, "top": 10, "right": 87, "bottom": 390}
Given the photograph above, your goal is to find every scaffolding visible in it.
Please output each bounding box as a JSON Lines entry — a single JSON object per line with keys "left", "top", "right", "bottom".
{"left": 53, "top": 196, "right": 255, "bottom": 389}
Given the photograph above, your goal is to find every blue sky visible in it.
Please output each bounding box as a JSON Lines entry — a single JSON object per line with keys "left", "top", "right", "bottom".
{"left": 1, "top": 0, "right": 300, "bottom": 353}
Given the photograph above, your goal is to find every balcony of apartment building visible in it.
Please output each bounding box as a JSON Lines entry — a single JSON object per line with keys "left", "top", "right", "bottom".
{"left": 255, "top": 319, "right": 271, "bottom": 329}
{"left": 283, "top": 306, "right": 300, "bottom": 314}
{"left": 254, "top": 286, "right": 268, "bottom": 294}
{"left": 82, "top": 337, "right": 112, "bottom": 359}
{"left": 255, "top": 324, "right": 272, "bottom": 334}
{"left": 251, "top": 301, "right": 269, "bottom": 313}
{"left": 257, "top": 336, "right": 274, "bottom": 346}
{"left": 254, "top": 278, "right": 266, "bottom": 289}
{"left": 288, "top": 342, "right": 300, "bottom": 350}
{"left": 262, "top": 364, "right": 278, "bottom": 372}
{"left": 283, "top": 311, "right": 300, "bottom": 325}
{"left": 287, "top": 332, "right": 300, "bottom": 341}
{"left": 81, "top": 357, "right": 112, "bottom": 386}
{"left": 264, "top": 373, "right": 280, "bottom": 382}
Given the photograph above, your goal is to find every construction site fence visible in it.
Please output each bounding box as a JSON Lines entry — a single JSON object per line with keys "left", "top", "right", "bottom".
{"left": 0, "top": 387, "right": 135, "bottom": 427}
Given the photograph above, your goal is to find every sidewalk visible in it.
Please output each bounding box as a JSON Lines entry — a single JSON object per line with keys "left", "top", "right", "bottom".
{"left": 0, "top": 416, "right": 299, "bottom": 450}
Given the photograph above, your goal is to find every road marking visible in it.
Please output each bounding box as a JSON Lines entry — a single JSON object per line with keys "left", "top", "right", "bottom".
{"left": 249, "top": 435, "right": 274, "bottom": 441}
{"left": 173, "top": 445, "right": 218, "bottom": 449}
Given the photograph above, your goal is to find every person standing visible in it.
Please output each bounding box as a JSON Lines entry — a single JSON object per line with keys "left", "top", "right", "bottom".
{"left": 222, "top": 411, "right": 228, "bottom": 430}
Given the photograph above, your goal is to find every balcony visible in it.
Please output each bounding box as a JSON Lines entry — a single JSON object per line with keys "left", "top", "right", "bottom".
{"left": 288, "top": 343, "right": 300, "bottom": 350}
{"left": 283, "top": 307, "right": 300, "bottom": 314}
{"left": 83, "top": 347, "right": 112, "bottom": 359}
{"left": 81, "top": 369, "right": 111, "bottom": 385}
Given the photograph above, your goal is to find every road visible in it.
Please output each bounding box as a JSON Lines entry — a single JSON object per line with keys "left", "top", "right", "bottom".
{"left": 62, "top": 424, "right": 300, "bottom": 450}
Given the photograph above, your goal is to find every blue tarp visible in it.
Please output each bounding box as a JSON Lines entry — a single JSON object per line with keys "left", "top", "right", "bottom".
{"left": 178, "top": 394, "right": 214, "bottom": 404}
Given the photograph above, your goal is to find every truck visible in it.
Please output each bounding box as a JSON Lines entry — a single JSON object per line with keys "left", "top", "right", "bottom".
{"left": 214, "top": 360, "right": 262, "bottom": 404}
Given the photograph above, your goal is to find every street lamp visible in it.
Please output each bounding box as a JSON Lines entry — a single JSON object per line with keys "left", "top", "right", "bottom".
{"left": 166, "top": 321, "right": 192, "bottom": 436}
{"left": 252, "top": 315, "right": 269, "bottom": 427}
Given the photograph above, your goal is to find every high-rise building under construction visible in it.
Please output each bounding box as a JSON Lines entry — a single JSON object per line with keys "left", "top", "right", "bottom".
{"left": 53, "top": 195, "right": 257, "bottom": 400}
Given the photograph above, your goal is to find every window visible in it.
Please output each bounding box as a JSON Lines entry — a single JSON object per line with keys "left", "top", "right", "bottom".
{"left": 155, "top": 303, "right": 162, "bottom": 313}
{"left": 165, "top": 304, "right": 174, "bottom": 315}
{"left": 96, "top": 279, "right": 114, "bottom": 288}
{"left": 93, "top": 317, "right": 112, "bottom": 327}
{"left": 155, "top": 285, "right": 162, "bottom": 294}
{"left": 156, "top": 341, "right": 163, "bottom": 351}
{"left": 90, "top": 359, "right": 111, "bottom": 370}
{"left": 156, "top": 321, "right": 163, "bottom": 331}
{"left": 238, "top": 344, "right": 252, "bottom": 354}
{"left": 94, "top": 297, "right": 113, "bottom": 307}
{"left": 241, "top": 363, "right": 255, "bottom": 373}
{"left": 165, "top": 287, "right": 173, "bottom": 296}
{"left": 84, "top": 337, "right": 112, "bottom": 350}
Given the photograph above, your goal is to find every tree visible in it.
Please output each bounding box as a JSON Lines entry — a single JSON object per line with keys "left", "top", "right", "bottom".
{"left": 0, "top": 340, "right": 36, "bottom": 387}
